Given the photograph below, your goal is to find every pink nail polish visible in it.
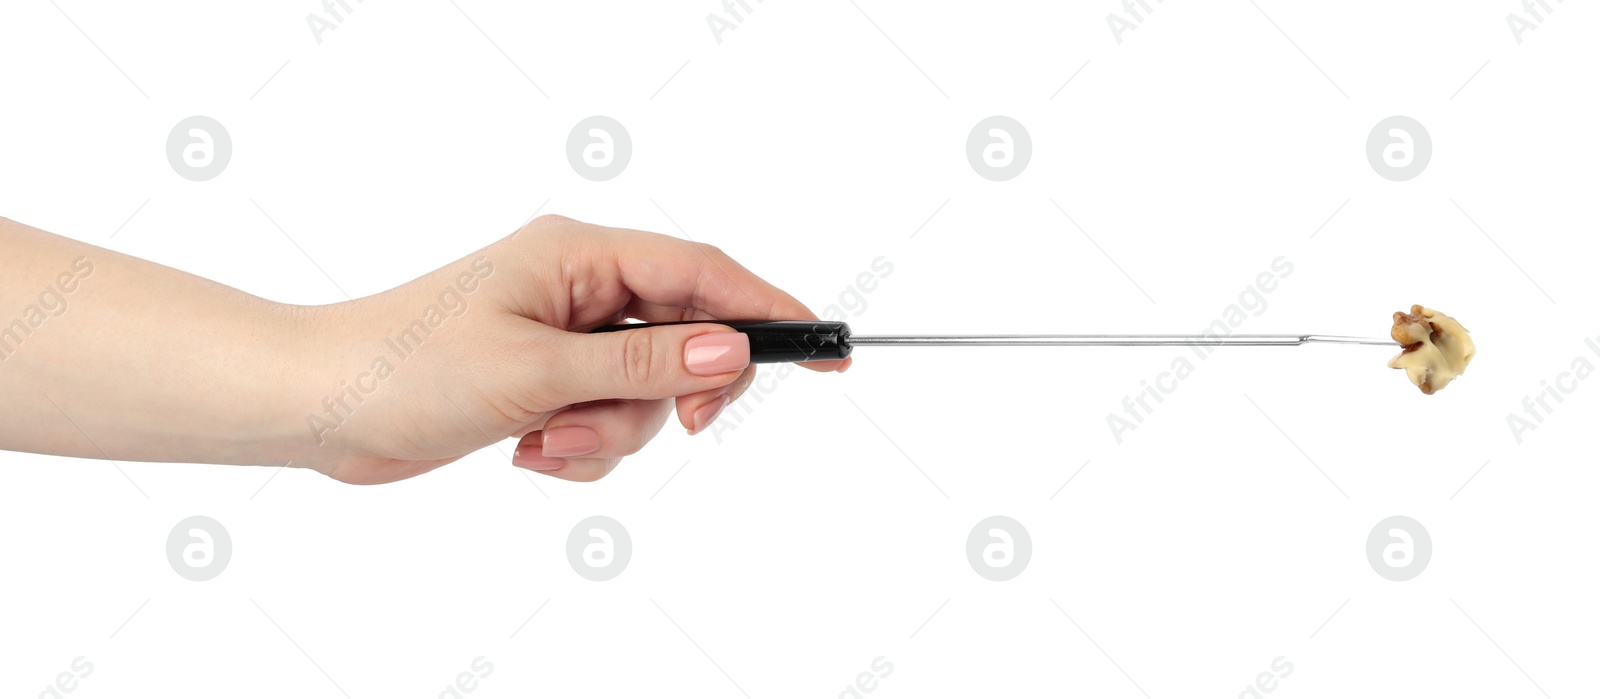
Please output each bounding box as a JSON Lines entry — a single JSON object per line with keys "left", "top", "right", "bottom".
{"left": 541, "top": 426, "right": 601, "bottom": 458}
{"left": 689, "top": 395, "right": 732, "bottom": 435}
{"left": 685, "top": 333, "right": 750, "bottom": 376}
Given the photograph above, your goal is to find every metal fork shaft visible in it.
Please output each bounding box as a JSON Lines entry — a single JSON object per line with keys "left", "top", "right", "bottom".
{"left": 847, "top": 334, "right": 1398, "bottom": 347}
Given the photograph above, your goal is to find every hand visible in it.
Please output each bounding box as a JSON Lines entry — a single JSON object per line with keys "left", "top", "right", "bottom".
{"left": 290, "top": 215, "right": 848, "bottom": 484}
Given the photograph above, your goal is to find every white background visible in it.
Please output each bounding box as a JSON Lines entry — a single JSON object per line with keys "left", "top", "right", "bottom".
{"left": 2, "top": 1, "right": 1597, "bottom": 697}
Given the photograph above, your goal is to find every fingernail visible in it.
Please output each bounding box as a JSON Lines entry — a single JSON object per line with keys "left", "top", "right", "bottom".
{"left": 689, "top": 395, "right": 732, "bottom": 436}
{"left": 685, "top": 333, "right": 750, "bottom": 376}
{"left": 513, "top": 446, "right": 565, "bottom": 471}
{"left": 541, "top": 425, "right": 601, "bottom": 458}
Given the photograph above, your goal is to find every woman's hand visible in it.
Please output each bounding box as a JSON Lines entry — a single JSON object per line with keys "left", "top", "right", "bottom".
{"left": 290, "top": 215, "right": 847, "bottom": 484}
{"left": 0, "top": 214, "right": 843, "bottom": 484}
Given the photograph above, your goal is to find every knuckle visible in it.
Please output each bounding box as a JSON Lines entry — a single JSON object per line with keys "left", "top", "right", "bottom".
{"left": 512, "top": 214, "right": 576, "bottom": 241}
{"left": 620, "top": 330, "right": 659, "bottom": 388}
{"left": 531, "top": 213, "right": 574, "bottom": 229}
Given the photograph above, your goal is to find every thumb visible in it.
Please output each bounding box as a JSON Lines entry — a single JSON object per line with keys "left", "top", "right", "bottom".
{"left": 541, "top": 324, "right": 751, "bottom": 404}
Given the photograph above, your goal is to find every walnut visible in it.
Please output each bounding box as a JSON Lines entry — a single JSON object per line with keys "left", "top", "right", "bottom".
{"left": 1387, "top": 305, "right": 1475, "bottom": 394}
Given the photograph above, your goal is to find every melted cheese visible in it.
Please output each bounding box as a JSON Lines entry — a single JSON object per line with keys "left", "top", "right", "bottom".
{"left": 1387, "top": 305, "right": 1475, "bottom": 394}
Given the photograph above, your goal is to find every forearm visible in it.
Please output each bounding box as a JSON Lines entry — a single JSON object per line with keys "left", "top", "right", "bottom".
{"left": 0, "top": 217, "right": 314, "bottom": 466}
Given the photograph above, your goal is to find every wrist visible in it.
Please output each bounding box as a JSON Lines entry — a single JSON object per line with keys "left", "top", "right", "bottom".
{"left": 251, "top": 299, "right": 392, "bottom": 468}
